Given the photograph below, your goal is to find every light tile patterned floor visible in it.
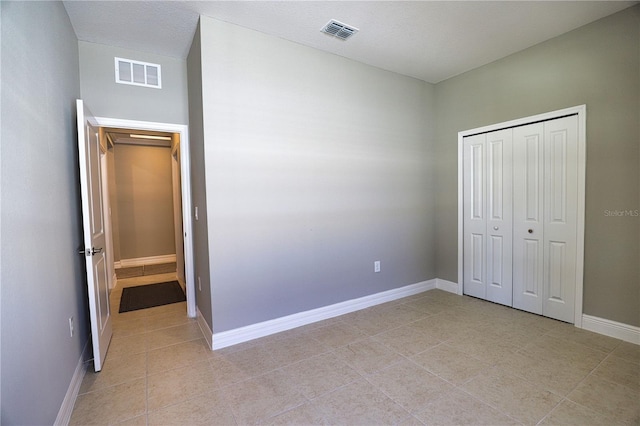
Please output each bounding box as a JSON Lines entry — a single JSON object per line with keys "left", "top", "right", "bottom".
{"left": 71, "top": 274, "right": 640, "bottom": 425}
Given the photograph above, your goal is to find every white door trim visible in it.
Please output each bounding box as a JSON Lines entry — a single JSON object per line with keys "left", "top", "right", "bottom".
{"left": 458, "top": 105, "right": 586, "bottom": 326}
{"left": 94, "top": 116, "right": 196, "bottom": 319}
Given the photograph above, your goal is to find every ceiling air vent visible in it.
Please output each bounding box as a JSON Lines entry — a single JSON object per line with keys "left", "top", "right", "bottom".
{"left": 321, "top": 20, "right": 359, "bottom": 41}
{"left": 114, "top": 57, "right": 162, "bottom": 89}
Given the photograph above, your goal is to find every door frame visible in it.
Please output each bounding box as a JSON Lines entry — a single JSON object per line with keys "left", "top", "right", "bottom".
{"left": 95, "top": 116, "right": 196, "bottom": 318}
{"left": 457, "top": 105, "right": 586, "bottom": 326}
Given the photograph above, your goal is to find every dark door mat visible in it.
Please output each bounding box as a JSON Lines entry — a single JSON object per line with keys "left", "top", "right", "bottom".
{"left": 119, "top": 281, "right": 186, "bottom": 313}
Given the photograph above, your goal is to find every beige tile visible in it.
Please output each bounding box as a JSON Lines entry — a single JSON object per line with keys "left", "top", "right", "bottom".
{"left": 495, "top": 351, "right": 589, "bottom": 396}
{"left": 147, "top": 338, "right": 212, "bottom": 374}
{"left": 519, "top": 335, "right": 608, "bottom": 372}
{"left": 611, "top": 341, "right": 640, "bottom": 365}
{"left": 147, "top": 361, "right": 218, "bottom": 411}
{"left": 218, "top": 344, "right": 281, "bottom": 378}
{"left": 473, "top": 319, "right": 548, "bottom": 349}
{"left": 415, "top": 388, "right": 519, "bottom": 426}
{"left": 397, "top": 414, "right": 426, "bottom": 426}
{"left": 341, "top": 306, "right": 401, "bottom": 335}
{"left": 71, "top": 278, "right": 638, "bottom": 425}
{"left": 263, "top": 333, "right": 329, "bottom": 366}
{"left": 401, "top": 295, "right": 451, "bottom": 315}
{"left": 592, "top": 354, "right": 640, "bottom": 391}
{"left": 445, "top": 329, "right": 520, "bottom": 364}
{"left": 373, "top": 322, "right": 441, "bottom": 357}
{"left": 147, "top": 389, "right": 236, "bottom": 426}
{"left": 334, "top": 337, "right": 404, "bottom": 376}
{"left": 145, "top": 322, "right": 203, "bottom": 350}
{"left": 70, "top": 378, "right": 146, "bottom": 425}
{"left": 366, "top": 360, "right": 452, "bottom": 413}
{"left": 144, "top": 311, "right": 193, "bottom": 332}
{"left": 378, "top": 304, "right": 430, "bottom": 327}
{"left": 567, "top": 375, "right": 640, "bottom": 424}
{"left": 223, "top": 369, "right": 305, "bottom": 424}
{"left": 461, "top": 367, "right": 562, "bottom": 425}
{"left": 207, "top": 352, "right": 252, "bottom": 388}
{"left": 539, "top": 399, "right": 614, "bottom": 425}
{"left": 409, "top": 314, "right": 474, "bottom": 341}
{"left": 445, "top": 306, "right": 495, "bottom": 324}
{"left": 545, "top": 324, "right": 621, "bottom": 353}
{"left": 107, "top": 333, "right": 148, "bottom": 359}
{"left": 306, "top": 321, "right": 368, "bottom": 349}
{"left": 80, "top": 353, "right": 146, "bottom": 394}
{"left": 266, "top": 403, "right": 328, "bottom": 425}
{"left": 111, "top": 316, "right": 147, "bottom": 338}
{"left": 282, "top": 352, "right": 361, "bottom": 399}
{"left": 312, "top": 379, "right": 409, "bottom": 425}
{"left": 114, "top": 414, "right": 147, "bottom": 426}
{"left": 411, "top": 344, "right": 489, "bottom": 385}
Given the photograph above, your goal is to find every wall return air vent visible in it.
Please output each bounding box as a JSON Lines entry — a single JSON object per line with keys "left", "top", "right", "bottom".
{"left": 321, "top": 20, "right": 359, "bottom": 40}
{"left": 115, "top": 57, "right": 162, "bottom": 89}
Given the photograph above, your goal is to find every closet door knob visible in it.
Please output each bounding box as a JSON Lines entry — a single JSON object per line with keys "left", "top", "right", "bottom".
{"left": 493, "top": 226, "right": 499, "bottom": 231}
{"left": 528, "top": 229, "right": 533, "bottom": 234}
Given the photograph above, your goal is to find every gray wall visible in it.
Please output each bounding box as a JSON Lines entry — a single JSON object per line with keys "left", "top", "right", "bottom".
{"left": 434, "top": 5, "right": 640, "bottom": 326}
{"left": 198, "top": 17, "right": 436, "bottom": 332}
{"left": 113, "top": 144, "right": 176, "bottom": 260}
{"left": 1, "top": 2, "right": 89, "bottom": 424}
{"left": 78, "top": 41, "right": 188, "bottom": 124}
{"left": 187, "top": 21, "right": 213, "bottom": 328}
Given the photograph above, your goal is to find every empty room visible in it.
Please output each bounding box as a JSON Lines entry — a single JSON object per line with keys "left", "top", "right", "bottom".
{"left": 1, "top": 1, "right": 638, "bottom": 425}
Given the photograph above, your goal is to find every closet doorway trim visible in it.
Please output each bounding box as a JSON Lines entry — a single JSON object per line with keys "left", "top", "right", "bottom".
{"left": 457, "top": 105, "right": 586, "bottom": 327}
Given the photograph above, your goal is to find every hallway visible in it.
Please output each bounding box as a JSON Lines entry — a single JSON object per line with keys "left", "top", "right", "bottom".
{"left": 70, "top": 277, "right": 639, "bottom": 425}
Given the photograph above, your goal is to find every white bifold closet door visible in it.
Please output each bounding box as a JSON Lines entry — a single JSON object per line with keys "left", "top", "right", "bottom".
{"left": 463, "top": 115, "right": 579, "bottom": 323}
{"left": 512, "top": 116, "right": 579, "bottom": 322}
{"left": 463, "top": 129, "right": 513, "bottom": 306}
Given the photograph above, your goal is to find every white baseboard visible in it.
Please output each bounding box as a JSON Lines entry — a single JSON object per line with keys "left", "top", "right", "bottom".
{"left": 117, "top": 254, "right": 177, "bottom": 268}
{"left": 581, "top": 314, "right": 640, "bottom": 345}
{"left": 197, "top": 306, "right": 214, "bottom": 350}
{"left": 54, "top": 340, "right": 90, "bottom": 426}
{"left": 212, "top": 279, "right": 437, "bottom": 350}
{"left": 435, "top": 279, "right": 459, "bottom": 294}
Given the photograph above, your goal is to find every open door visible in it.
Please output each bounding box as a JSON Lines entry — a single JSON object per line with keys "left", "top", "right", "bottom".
{"left": 77, "top": 99, "right": 113, "bottom": 372}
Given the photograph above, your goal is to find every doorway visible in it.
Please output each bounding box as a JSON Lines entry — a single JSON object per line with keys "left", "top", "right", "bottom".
{"left": 95, "top": 117, "right": 195, "bottom": 318}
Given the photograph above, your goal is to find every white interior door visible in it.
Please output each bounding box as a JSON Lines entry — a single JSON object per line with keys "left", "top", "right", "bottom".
{"left": 77, "top": 99, "right": 113, "bottom": 372}
{"left": 463, "top": 130, "right": 513, "bottom": 305}
{"left": 463, "top": 134, "right": 487, "bottom": 299}
{"left": 513, "top": 122, "right": 545, "bottom": 314}
{"left": 542, "top": 115, "right": 578, "bottom": 322}
{"left": 485, "top": 129, "right": 513, "bottom": 306}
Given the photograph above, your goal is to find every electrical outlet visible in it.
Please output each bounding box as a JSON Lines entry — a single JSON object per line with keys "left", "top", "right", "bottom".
{"left": 69, "top": 316, "right": 74, "bottom": 337}
{"left": 198, "top": 276, "right": 202, "bottom": 291}
{"left": 374, "top": 261, "right": 381, "bottom": 273}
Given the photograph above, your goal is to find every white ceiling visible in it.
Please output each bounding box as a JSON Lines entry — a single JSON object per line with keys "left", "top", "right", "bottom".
{"left": 63, "top": 1, "right": 637, "bottom": 83}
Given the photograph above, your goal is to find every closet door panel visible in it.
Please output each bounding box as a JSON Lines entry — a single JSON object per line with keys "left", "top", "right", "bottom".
{"left": 543, "top": 116, "right": 578, "bottom": 322}
{"left": 513, "top": 123, "right": 544, "bottom": 315}
{"left": 463, "top": 134, "right": 487, "bottom": 299}
{"left": 485, "top": 129, "right": 513, "bottom": 306}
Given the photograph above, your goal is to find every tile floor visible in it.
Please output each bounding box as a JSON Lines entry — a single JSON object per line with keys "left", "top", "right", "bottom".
{"left": 70, "top": 274, "right": 640, "bottom": 425}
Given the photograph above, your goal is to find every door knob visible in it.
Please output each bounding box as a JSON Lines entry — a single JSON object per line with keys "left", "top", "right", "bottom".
{"left": 493, "top": 226, "right": 499, "bottom": 231}
{"left": 78, "top": 247, "right": 103, "bottom": 256}
{"left": 528, "top": 229, "right": 533, "bottom": 234}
